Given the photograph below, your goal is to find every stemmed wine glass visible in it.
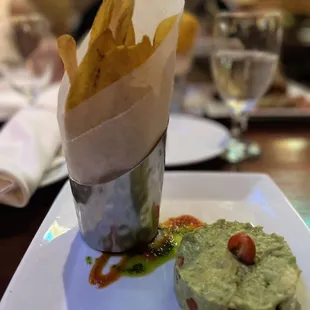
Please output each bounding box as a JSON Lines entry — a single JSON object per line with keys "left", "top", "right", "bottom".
{"left": 211, "top": 11, "right": 283, "bottom": 163}
{"left": 0, "top": 14, "right": 56, "bottom": 106}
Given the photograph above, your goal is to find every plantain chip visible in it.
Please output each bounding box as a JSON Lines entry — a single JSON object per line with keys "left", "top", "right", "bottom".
{"left": 66, "top": 34, "right": 152, "bottom": 111}
{"left": 89, "top": 0, "right": 114, "bottom": 46}
{"left": 86, "top": 35, "right": 152, "bottom": 97}
{"left": 64, "top": 0, "right": 180, "bottom": 111}
{"left": 57, "top": 34, "right": 78, "bottom": 84}
{"left": 124, "top": 20, "right": 136, "bottom": 45}
{"left": 114, "top": 0, "right": 135, "bottom": 45}
{"left": 109, "top": 0, "right": 124, "bottom": 30}
{"left": 66, "top": 29, "right": 117, "bottom": 110}
{"left": 153, "top": 15, "right": 178, "bottom": 49}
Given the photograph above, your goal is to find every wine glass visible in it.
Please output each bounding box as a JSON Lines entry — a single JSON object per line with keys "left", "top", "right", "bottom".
{"left": 0, "top": 14, "right": 56, "bottom": 105}
{"left": 211, "top": 11, "right": 283, "bottom": 163}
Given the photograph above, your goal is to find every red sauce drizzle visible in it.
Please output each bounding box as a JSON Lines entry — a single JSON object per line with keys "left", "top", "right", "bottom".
{"left": 161, "top": 215, "right": 204, "bottom": 230}
{"left": 89, "top": 254, "right": 128, "bottom": 288}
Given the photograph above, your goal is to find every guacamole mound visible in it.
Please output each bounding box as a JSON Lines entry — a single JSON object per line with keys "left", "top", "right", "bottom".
{"left": 174, "top": 220, "right": 301, "bottom": 310}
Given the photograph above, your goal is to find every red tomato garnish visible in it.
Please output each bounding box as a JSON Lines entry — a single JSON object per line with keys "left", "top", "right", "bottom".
{"left": 227, "top": 233, "right": 256, "bottom": 265}
{"left": 177, "top": 256, "right": 184, "bottom": 267}
{"left": 186, "top": 298, "right": 198, "bottom": 310}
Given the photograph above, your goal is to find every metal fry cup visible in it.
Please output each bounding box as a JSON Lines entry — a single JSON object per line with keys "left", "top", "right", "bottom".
{"left": 69, "top": 132, "right": 166, "bottom": 253}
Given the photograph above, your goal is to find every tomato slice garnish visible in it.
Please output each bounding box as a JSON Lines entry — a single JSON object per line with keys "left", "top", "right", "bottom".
{"left": 186, "top": 298, "right": 198, "bottom": 310}
{"left": 228, "top": 232, "right": 256, "bottom": 265}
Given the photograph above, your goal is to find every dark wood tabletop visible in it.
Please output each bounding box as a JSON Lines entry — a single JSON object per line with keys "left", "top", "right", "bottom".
{"left": 0, "top": 120, "right": 309, "bottom": 299}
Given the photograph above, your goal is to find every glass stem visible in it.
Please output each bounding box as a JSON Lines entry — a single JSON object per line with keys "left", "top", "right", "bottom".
{"left": 231, "top": 113, "right": 248, "bottom": 141}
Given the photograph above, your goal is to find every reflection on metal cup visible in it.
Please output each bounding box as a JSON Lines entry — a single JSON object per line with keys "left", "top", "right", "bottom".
{"left": 69, "top": 132, "right": 166, "bottom": 253}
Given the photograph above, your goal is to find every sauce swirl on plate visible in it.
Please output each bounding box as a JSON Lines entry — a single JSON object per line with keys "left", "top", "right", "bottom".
{"left": 89, "top": 215, "right": 204, "bottom": 289}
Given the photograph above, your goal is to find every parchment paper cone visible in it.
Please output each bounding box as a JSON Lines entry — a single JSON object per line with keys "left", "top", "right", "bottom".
{"left": 58, "top": 0, "right": 185, "bottom": 185}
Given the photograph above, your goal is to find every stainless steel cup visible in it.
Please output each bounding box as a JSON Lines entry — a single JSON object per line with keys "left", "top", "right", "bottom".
{"left": 69, "top": 132, "right": 166, "bottom": 253}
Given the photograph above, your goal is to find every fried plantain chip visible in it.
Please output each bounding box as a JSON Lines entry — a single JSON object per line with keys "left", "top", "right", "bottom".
{"left": 90, "top": 0, "right": 135, "bottom": 47}
{"left": 124, "top": 20, "right": 136, "bottom": 45}
{"left": 89, "top": 0, "right": 114, "bottom": 46}
{"left": 109, "top": 0, "right": 124, "bottom": 29}
{"left": 153, "top": 15, "right": 178, "bottom": 49}
{"left": 65, "top": 1, "right": 180, "bottom": 111}
{"left": 66, "top": 33, "right": 152, "bottom": 111}
{"left": 114, "top": 0, "right": 135, "bottom": 45}
{"left": 87, "top": 36, "right": 152, "bottom": 97}
{"left": 57, "top": 34, "right": 78, "bottom": 84}
{"left": 66, "top": 29, "right": 117, "bottom": 110}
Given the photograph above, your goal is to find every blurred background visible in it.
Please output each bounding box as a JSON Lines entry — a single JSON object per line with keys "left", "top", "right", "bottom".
{"left": 2, "top": 0, "right": 310, "bottom": 83}
{"left": 187, "top": 0, "right": 310, "bottom": 84}
{"left": 0, "top": 0, "right": 309, "bottom": 81}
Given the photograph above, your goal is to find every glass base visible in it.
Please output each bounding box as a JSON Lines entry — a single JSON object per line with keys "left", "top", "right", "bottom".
{"left": 222, "top": 138, "right": 261, "bottom": 164}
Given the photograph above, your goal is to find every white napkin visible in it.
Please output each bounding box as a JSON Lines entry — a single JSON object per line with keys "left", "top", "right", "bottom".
{"left": 0, "top": 84, "right": 61, "bottom": 207}
{"left": 0, "top": 80, "right": 26, "bottom": 121}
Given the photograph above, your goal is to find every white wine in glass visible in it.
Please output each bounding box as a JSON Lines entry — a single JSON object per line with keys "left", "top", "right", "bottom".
{"left": 211, "top": 11, "right": 283, "bottom": 163}
{"left": 212, "top": 50, "right": 278, "bottom": 114}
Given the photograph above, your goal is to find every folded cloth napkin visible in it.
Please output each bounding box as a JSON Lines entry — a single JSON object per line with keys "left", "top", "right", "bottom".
{"left": 0, "top": 73, "right": 60, "bottom": 121}
{"left": 0, "top": 84, "right": 61, "bottom": 207}
{"left": 0, "top": 80, "right": 27, "bottom": 122}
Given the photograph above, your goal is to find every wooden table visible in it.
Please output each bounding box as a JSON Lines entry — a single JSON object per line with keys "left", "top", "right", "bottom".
{"left": 237, "top": 121, "right": 310, "bottom": 226}
{"left": 0, "top": 121, "right": 310, "bottom": 299}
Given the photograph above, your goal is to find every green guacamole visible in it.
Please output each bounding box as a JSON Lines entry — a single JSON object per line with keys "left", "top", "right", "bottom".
{"left": 175, "top": 220, "right": 301, "bottom": 310}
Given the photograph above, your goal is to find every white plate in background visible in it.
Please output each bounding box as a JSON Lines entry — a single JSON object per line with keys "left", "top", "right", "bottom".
{"left": 1, "top": 172, "right": 309, "bottom": 310}
{"left": 166, "top": 114, "right": 230, "bottom": 167}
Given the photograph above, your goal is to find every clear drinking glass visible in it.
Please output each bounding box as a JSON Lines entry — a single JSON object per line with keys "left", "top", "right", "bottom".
{"left": 0, "top": 14, "right": 55, "bottom": 105}
{"left": 211, "top": 11, "right": 283, "bottom": 163}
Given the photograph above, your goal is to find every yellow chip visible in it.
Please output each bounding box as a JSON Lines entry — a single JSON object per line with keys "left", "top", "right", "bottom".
{"left": 66, "top": 29, "right": 117, "bottom": 110}
{"left": 89, "top": 0, "right": 114, "bottom": 46}
{"left": 57, "top": 34, "right": 78, "bottom": 84}
{"left": 114, "top": 0, "right": 135, "bottom": 45}
{"left": 109, "top": 0, "right": 129, "bottom": 34}
{"left": 66, "top": 34, "right": 152, "bottom": 111}
{"left": 65, "top": 1, "right": 181, "bottom": 111}
{"left": 153, "top": 15, "right": 178, "bottom": 49}
{"left": 88, "top": 36, "right": 152, "bottom": 96}
{"left": 124, "top": 20, "right": 136, "bottom": 46}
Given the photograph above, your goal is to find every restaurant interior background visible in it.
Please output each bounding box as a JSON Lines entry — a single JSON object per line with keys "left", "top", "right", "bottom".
{"left": 1, "top": 0, "right": 310, "bottom": 304}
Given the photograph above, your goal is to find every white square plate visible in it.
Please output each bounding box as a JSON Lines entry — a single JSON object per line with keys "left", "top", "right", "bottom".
{"left": 1, "top": 173, "right": 310, "bottom": 309}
